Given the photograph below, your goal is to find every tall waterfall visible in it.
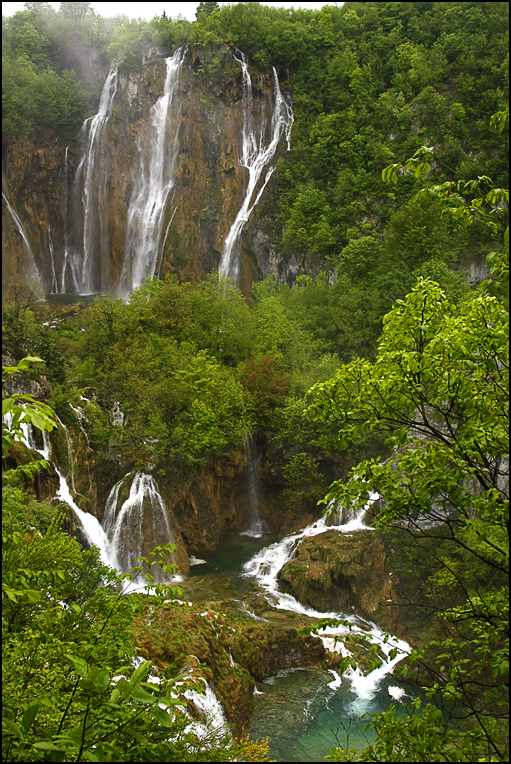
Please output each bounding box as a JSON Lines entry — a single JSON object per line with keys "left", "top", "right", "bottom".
{"left": 103, "top": 472, "right": 177, "bottom": 581}
{"left": 62, "top": 146, "right": 81, "bottom": 293}
{"left": 120, "top": 47, "right": 186, "bottom": 297}
{"left": 2, "top": 191, "right": 42, "bottom": 284}
{"left": 218, "top": 53, "right": 294, "bottom": 284}
{"left": 47, "top": 227, "right": 58, "bottom": 294}
{"left": 241, "top": 436, "right": 269, "bottom": 538}
{"left": 73, "top": 67, "right": 118, "bottom": 294}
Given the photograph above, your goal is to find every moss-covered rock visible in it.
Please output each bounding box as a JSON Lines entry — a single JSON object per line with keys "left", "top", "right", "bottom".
{"left": 134, "top": 599, "right": 326, "bottom": 735}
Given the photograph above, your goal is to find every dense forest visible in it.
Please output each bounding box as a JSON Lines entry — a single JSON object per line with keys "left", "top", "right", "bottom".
{"left": 2, "top": 2, "right": 509, "bottom": 762}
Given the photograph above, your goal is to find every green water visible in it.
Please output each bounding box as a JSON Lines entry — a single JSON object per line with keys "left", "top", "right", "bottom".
{"left": 187, "top": 530, "right": 278, "bottom": 576}
{"left": 182, "top": 530, "right": 279, "bottom": 603}
{"left": 249, "top": 667, "right": 418, "bottom": 762}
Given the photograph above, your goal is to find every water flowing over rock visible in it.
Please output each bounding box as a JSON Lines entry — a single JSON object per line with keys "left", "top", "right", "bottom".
{"left": 120, "top": 48, "right": 186, "bottom": 296}
{"left": 242, "top": 500, "right": 411, "bottom": 703}
{"left": 2, "top": 190, "right": 42, "bottom": 285}
{"left": 240, "top": 436, "right": 269, "bottom": 538}
{"left": 2, "top": 46, "right": 295, "bottom": 297}
{"left": 103, "top": 472, "right": 189, "bottom": 579}
{"left": 218, "top": 52, "right": 293, "bottom": 286}
{"left": 72, "top": 68, "right": 118, "bottom": 294}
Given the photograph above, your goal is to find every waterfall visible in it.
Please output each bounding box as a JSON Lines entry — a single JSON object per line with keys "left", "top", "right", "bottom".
{"left": 73, "top": 67, "right": 118, "bottom": 294}
{"left": 62, "top": 146, "right": 81, "bottom": 293}
{"left": 102, "top": 472, "right": 177, "bottom": 581}
{"left": 2, "top": 191, "right": 42, "bottom": 284}
{"left": 120, "top": 47, "right": 186, "bottom": 297}
{"left": 4, "top": 409, "right": 178, "bottom": 582}
{"left": 47, "top": 226, "right": 58, "bottom": 294}
{"left": 52, "top": 414, "right": 77, "bottom": 492}
{"left": 183, "top": 677, "right": 230, "bottom": 739}
{"left": 7, "top": 414, "right": 112, "bottom": 565}
{"left": 218, "top": 53, "right": 294, "bottom": 284}
{"left": 69, "top": 402, "right": 94, "bottom": 498}
{"left": 241, "top": 436, "right": 269, "bottom": 538}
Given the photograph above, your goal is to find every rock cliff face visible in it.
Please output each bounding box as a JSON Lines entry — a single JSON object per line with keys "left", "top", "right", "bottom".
{"left": 2, "top": 45, "right": 295, "bottom": 298}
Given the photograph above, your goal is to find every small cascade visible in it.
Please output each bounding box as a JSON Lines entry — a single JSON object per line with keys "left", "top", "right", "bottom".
{"left": 218, "top": 53, "right": 293, "bottom": 284}
{"left": 102, "top": 472, "right": 176, "bottom": 581}
{"left": 47, "top": 226, "right": 58, "bottom": 294}
{"left": 241, "top": 436, "right": 269, "bottom": 538}
{"left": 3, "top": 409, "right": 111, "bottom": 564}
{"left": 120, "top": 47, "right": 186, "bottom": 296}
{"left": 73, "top": 67, "right": 118, "bottom": 294}
{"left": 242, "top": 495, "right": 410, "bottom": 705}
{"left": 183, "top": 677, "right": 230, "bottom": 739}
{"left": 2, "top": 191, "right": 42, "bottom": 284}
{"left": 54, "top": 414, "right": 76, "bottom": 492}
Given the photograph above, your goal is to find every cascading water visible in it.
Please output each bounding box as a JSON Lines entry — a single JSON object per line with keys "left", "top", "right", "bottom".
{"left": 240, "top": 436, "right": 269, "bottom": 538}
{"left": 2, "top": 191, "right": 42, "bottom": 284}
{"left": 120, "top": 47, "right": 186, "bottom": 297}
{"left": 73, "top": 67, "right": 118, "bottom": 294}
{"left": 243, "top": 500, "right": 411, "bottom": 760}
{"left": 102, "top": 472, "right": 177, "bottom": 581}
{"left": 218, "top": 53, "right": 294, "bottom": 284}
{"left": 62, "top": 146, "right": 81, "bottom": 293}
{"left": 243, "top": 498, "right": 410, "bottom": 699}
{"left": 5, "top": 411, "right": 112, "bottom": 565}
{"left": 69, "top": 402, "right": 94, "bottom": 498}
{"left": 47, "top": 226, "right": 58, "bottom": 294}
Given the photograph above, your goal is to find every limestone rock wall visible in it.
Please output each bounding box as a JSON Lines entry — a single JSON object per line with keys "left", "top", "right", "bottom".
{"left": 2, "top": 45, "right": 295, "bottom": 297}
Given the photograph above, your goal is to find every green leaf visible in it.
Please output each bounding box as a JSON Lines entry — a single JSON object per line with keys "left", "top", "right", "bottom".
{"left": 130, "top": 684, "right": 156, "bottom": 704}
{"left": 150, "top": 705, "right": 175, "bottom": 727}
{"left": 124, "top": 726, "right": 148, "bottom": 744}
{"left": 130, "top": 660, "right": 151, "bottom": 688}
{"left": 33, "top": 742, "right": 64, "bottom": 752}
{"left": 2, "top": 718, "right": 22, "bottom": 738}
{"left": 66, "top": 655, "right": 89, "bottom": 679}
{"left": 21, "top": 702, "right": 40, "bottom": 734}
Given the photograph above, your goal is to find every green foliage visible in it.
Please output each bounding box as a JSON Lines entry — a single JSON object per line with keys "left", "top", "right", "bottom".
{"left": 3, "top": 404, "right": 268, "bottom": 761}
{"left": 2, "top": 356, "right": 57, "bottom": 484}
{"left": 281, "top": 452, "right": 324, "bottom": 514}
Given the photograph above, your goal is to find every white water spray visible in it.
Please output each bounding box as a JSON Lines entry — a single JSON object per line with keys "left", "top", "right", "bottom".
{"left": 74, "top": 68, "right": 118, "bottom": 294}
{"left": 218, "top": 53, "right": 293, "bottom": 284}
{"left": 103, "top": 472, "right": 176, "bottom": 581}
{"left": 121, "top": 48, "right": 186, "bottom": 296}
{"left": 2, "top": 191, "right": 42, "bottom": 284}
{"left": 62, "top": 146, "right": 81, "bottom": 292}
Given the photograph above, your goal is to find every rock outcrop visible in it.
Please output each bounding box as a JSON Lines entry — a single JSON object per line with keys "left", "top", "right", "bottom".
{"left": 277, "top": 528, "right": 437, "bottom": 645}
